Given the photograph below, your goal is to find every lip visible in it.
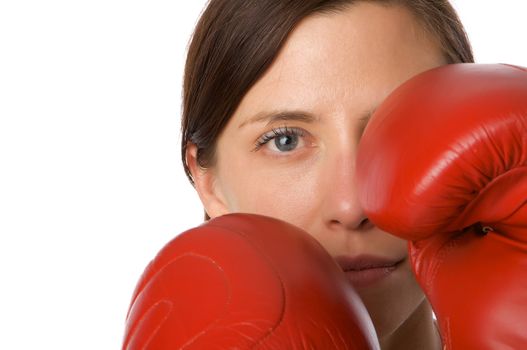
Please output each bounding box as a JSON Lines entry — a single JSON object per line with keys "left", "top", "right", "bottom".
{"left": 335, "top": 254, "right": 404, "bottom": 288}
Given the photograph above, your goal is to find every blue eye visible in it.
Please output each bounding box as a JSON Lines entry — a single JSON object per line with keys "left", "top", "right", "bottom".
{"left": 254, "top": 126, "right": 305, "bottom": 153}
{"left": 274, "top": 133, "right": 298, "bottom": 151}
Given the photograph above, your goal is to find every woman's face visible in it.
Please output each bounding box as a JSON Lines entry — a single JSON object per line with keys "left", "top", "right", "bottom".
{"left": 190, "top": 2, "right": 446, "bottom": 339}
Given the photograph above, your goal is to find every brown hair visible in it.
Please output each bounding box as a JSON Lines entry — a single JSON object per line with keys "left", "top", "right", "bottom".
{"left": 181, "top": 0, "right": 473, "bottom": 217}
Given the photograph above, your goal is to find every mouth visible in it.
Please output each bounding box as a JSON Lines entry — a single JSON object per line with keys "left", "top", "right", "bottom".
{"left": 334, "top": 254, "right": 404, "bottom": 288}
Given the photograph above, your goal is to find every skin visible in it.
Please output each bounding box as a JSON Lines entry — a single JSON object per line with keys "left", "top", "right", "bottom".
{"left": 187, "top": 3, "right": 445, "bottom": 349}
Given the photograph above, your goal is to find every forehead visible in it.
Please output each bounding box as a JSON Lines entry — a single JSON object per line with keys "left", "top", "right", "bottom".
{"left": 234, "top": 2, "right": 444, "bottom": 115}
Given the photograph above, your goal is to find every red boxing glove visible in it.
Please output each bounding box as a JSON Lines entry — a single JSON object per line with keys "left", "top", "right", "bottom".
{"left": 357, "top": 64, "right": 527, "bottom": 349}
{"left": 122, "top": 213, "right": 380, "bottom": 350}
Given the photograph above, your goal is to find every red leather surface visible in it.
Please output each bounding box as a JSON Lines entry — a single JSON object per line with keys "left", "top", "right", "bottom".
{"left": 123, "top": 213, "right": 379, "bottom": 350}
{"left": 357, "top": 64, "right": 527, "bottom": 349}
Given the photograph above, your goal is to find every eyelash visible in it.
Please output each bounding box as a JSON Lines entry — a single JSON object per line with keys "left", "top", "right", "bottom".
{"left": 253, "top": 126, "right": 306, "bottom": 152}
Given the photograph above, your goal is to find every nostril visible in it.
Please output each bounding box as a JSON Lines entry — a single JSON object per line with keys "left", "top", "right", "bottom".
{"left": 359, "top": 218, "right": 374, "bottom": 230}
{"left": 327, "top": 216, "right": 373, "bottom": 231}
{"left": 329, "top": 219, "right": 341, "bottom": 228}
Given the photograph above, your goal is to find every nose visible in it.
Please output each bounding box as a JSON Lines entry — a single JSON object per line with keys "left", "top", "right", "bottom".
{"left": 320, "top": 147, "right": 371, "bottom": 232}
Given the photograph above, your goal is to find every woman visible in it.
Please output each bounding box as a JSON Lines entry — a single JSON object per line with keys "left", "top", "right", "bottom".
{"left": 181, "top": 1, "right": 473, "bottom": 349}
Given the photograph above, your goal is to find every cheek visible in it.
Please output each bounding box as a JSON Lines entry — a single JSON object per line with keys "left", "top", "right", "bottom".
{"left": 386, "top": 233, "right": 409, "bottom": 252}
{"left": 220, "top": 154, "right": 321, "bottom": 224}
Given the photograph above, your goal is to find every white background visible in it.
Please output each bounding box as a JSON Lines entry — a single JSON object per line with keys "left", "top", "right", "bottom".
{"left": 0, "top": 1, "right": 525, "bottom": 349}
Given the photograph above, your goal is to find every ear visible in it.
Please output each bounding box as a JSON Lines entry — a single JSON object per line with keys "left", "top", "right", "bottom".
{"left": 185, "top": 142, "right": 230, "bottom": 219}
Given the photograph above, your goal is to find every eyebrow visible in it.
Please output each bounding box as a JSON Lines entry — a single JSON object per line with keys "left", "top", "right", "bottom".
{"left": 237, "top": 107, "right": 377, "bottom": 129}
{"left": 238, "top": 110, "right": 319, "bottom": 129}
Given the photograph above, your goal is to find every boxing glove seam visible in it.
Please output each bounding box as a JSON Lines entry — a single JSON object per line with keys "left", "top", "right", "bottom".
{"left": 500, "top": 63, "right": 527, "bottom": 73}
{"left": 205, "top": 222, "right": 288, "bottom": 349}
{"left": 124, "top": 299, "right": 172, "bottom": 350}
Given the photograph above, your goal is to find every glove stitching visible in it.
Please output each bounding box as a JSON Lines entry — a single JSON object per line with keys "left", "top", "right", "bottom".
{"left": 206, "top": 222, "right": 287, "bottom": 350}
